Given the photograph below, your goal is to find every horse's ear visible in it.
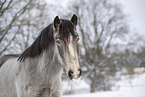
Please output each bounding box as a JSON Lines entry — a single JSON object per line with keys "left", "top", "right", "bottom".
{"left": 54, "top": 16, "right": 60, "bottom": 28}
{"left": 71, "top": 14, "right": 78, "bottom": 26}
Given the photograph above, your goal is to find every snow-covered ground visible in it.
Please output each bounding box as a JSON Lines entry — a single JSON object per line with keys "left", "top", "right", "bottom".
{"left": 62, "top": 73, "right": 145, "bottom": 97}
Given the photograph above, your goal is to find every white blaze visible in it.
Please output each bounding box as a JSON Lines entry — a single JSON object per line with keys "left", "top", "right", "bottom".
{"left": 69, "top": 41, "right": 75, "bottom": 57}
{"left": 68, "top": 35, "right": 79, "bottom": 77}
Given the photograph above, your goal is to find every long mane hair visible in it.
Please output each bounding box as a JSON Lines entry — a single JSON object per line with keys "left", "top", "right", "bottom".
{"left": 18, "top": 20, "right": 75, "bottom": 62}
{"left": 18, "top": 24, "right": 54, "bottom": 61}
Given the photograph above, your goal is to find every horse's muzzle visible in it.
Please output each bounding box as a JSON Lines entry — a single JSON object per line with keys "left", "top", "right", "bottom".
{"left": 68, "top": 68, "right": 82, "bottom": 80}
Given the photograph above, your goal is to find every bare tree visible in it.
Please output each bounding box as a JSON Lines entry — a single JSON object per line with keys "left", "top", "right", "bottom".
{"left": 69, "top": 0, "right": 128, "bottom": 92}
{"left": 0, "top": 0, "right": 50, "bottom": 55}
{"left": 0, "top": 0, "right": 32, "bottom": 43}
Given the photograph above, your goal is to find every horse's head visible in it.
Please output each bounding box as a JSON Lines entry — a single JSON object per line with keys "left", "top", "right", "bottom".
{"left": 53, "top": 14, "right": 81, "bottom": 80}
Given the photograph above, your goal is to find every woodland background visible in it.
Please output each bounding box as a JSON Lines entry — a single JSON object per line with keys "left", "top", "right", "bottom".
{"left": 0, "top": 0, "right": 145, "bottom": 94}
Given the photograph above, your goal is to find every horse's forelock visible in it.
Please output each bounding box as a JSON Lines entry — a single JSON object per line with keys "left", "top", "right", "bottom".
{"left": 59, "top": 20, "right": 75, "bottom": 42}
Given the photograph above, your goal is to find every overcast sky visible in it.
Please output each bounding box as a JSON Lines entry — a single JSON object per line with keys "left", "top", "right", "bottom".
{"left": 118, "top": 0, "right": 145, "bottom": 36}
{"left": 46, "top": 0, "right": 145, "bottom": 36}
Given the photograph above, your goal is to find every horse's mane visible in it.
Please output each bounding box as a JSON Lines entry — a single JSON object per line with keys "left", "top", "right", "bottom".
{"left": 18, "top": 24, "right": 54, "bottom": 61}
{"left": 18, "top": 19, "right": 75, "bottom": 62}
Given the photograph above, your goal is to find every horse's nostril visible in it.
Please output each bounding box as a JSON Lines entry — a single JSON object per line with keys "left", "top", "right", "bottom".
{"left": 78, "top": 68, "right": 82, "bottom": 77}
{"left": 68, "top": 69, "right": 82, "bottom": 80}
{"left": 68, "top": 70, "right": 73, "bottom": 79}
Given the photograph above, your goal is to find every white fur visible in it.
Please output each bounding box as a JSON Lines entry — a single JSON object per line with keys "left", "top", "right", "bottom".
{"left": 0, "top": 46, "right": 63, "bottom": 97}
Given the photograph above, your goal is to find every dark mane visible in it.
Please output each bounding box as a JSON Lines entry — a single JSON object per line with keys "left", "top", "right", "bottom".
{"left": 18, "top": 20, "right": 75, "bottom": 62}
{"left": 18, "top": 24, "right": 54, "bottom": 61}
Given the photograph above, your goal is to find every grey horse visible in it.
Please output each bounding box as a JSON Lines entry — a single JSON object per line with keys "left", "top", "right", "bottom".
{"left": 0, "top": 14, "right": 81, "bottom": 97}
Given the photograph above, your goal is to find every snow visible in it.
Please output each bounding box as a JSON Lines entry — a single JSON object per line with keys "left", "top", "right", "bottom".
{"left": 62, "top": 73, "right": 145, "bottom": 97}
{"left": 116, "top": 74, "right": 145, "bottom": 86}
{"left": 62, "top": 79, "right": 90, "bottom": 94}
{"left": 63, "top": 87, "right": 145, "bottom": 97}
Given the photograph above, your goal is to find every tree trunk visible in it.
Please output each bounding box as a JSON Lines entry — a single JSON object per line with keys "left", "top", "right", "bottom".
{"left": 90, "top": 78, "right": 96, "bottom": 92}
{"left": 90, "top": 71, "right": 96, "bottom": 93}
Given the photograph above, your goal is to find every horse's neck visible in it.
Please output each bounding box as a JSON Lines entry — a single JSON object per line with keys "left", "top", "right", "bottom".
{"left": 21, "top": 44, "right": 63, "bottom": 82}
{"left": 36, "top": 44, "right": 63, "bottom": 78}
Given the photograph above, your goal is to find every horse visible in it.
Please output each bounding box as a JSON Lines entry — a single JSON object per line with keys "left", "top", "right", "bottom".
{"left": 0, "top": 14, "right": 81, "bottom": 97}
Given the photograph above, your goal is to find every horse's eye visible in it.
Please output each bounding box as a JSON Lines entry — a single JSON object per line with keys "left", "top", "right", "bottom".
{"left": 77, "top": 37, "right": 79, "bottom": 41}
{"left": 55, "top": 37, "right": 59, "bottom": 39}
{"left": 56, "top": 40, "right": 60, "bottom": 45}
{"left": 75, "top": 34, "right": 79, "bottom": 41}
{"left": 55, "top": 37, "right": 61, "bottom": 45}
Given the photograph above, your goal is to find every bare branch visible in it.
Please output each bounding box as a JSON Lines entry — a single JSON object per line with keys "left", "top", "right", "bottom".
{"left": 0, "top": 0, "right": 7, "bottom": 11}
{"left": 0, "top": 25, "right": 20, "bottom": 55}
{"left": 0, "top": 0, "right": 13, "bottom": 17}
{"left": 0, "top": 0, "right": 32, "bottom": 43}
